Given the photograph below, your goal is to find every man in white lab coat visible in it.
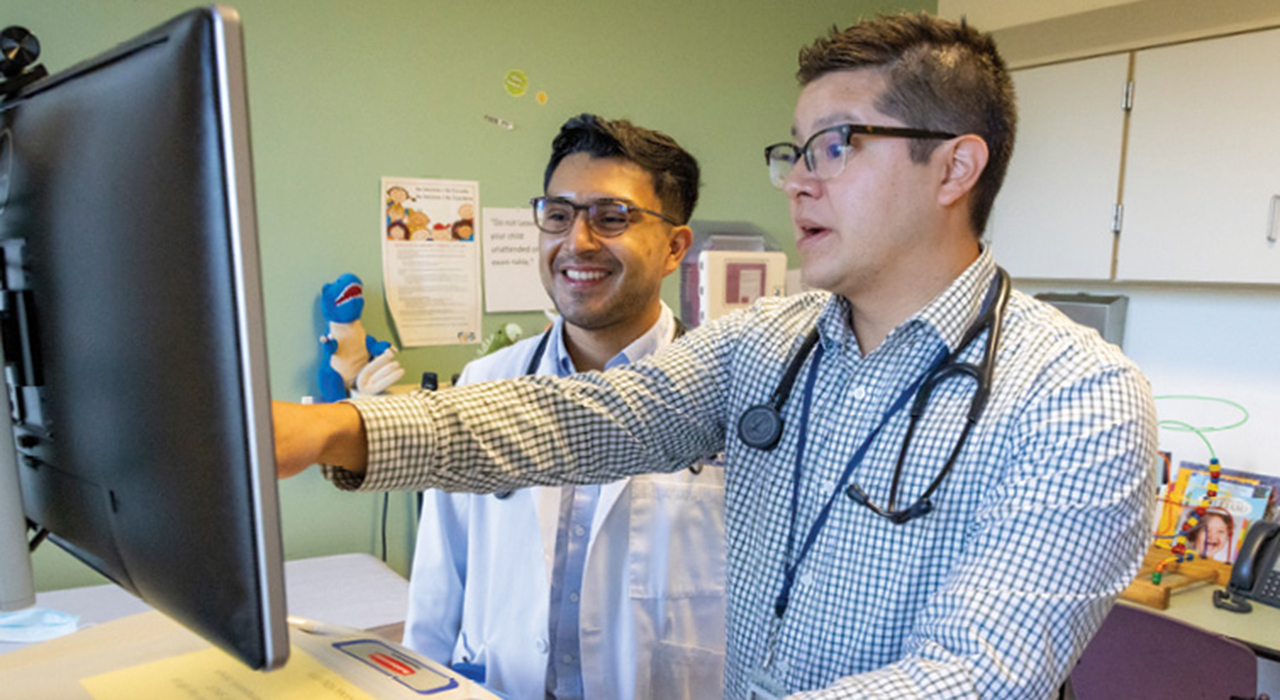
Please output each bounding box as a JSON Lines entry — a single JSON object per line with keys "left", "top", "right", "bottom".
{"left": 403, "top": 113, "right": 727, "bottom": 699}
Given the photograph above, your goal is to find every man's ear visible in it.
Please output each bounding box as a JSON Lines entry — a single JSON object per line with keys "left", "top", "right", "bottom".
{"left": 937, "top": 135, "right": 989, "bottom": 208}
{"left": 664, "top": 224, "right": 694, "bottom": 275}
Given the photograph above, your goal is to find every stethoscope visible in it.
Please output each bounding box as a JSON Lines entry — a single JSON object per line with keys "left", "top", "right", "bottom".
{"left": 737, "top": 267, "right": 1011, "bottom": 526}
{"left": 746, "top": 268, "right": 1011, "bottom": 640}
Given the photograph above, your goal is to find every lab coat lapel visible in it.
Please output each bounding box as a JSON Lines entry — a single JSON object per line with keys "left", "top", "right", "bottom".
{"left": 589, "top": 479, "right": 630, "bottom": 544}
{"left": 527, "top": 329, "right": 564, "bottom": 590}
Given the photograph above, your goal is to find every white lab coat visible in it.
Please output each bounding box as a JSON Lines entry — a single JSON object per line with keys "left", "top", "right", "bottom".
{"left": 404, "top": 312, "right": 727, "bottom": 700}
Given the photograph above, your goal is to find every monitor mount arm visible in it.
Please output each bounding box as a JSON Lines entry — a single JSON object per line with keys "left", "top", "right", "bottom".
{"left": 1, "top": 26, "right": 47, "bottom": 101}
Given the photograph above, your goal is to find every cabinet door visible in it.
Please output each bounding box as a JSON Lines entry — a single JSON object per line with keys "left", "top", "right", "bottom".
{"left": 986, "top": 54, "right": 1129, "bottom": 280}
{"left": 1119, "top": 28, "right": 1280, "bottom": 283}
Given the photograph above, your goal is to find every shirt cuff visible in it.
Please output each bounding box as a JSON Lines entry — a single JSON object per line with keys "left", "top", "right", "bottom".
{"left": 320, "top": 392, "right": 440, "bottom": 492}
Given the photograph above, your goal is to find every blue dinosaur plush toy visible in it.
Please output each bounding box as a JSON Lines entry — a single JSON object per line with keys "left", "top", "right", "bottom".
{"left": 318, "top": 273, "right": 401, "bottom": 402}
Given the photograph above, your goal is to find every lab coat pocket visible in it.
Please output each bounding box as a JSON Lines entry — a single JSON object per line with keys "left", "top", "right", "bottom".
{"left": 646, "top": 640, "right": 726, "bottom": 700}
{"left": 627, "top": 473, "right": 727, "bottom": 600}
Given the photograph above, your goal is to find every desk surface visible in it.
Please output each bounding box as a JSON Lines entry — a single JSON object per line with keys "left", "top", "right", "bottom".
{"left": 0, "top": 553, "right": 501, "bottom": 700}
{"left": 1122, "top": 582, "right": 1280, "bottom": 660}
{"left": 0, "top": 553, "right": 410, "bottom": 656}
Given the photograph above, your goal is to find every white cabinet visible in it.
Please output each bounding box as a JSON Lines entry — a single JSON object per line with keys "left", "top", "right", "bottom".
{"left": 991, "top": 27, "right": 1280, "bottom": 285}
{"left": 1118, "top": 28, "right": 1280, "bottom": 284}
{"left": 987, "top": 54, "right": 1129, "bottom": 280}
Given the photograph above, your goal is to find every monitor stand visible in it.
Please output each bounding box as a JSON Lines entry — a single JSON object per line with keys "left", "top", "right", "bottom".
{"left": 0, "top": 338, "right": 36, "bottom": 612}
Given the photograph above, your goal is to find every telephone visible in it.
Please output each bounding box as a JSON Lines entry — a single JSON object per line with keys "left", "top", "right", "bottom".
{"left": 1213, "top": 520, "right": 1280, "bottom": 613}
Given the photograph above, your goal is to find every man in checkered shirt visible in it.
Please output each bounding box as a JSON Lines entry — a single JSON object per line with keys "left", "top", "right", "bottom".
{"left": 275, "top": 13, "right": 1157, "bottom": 699}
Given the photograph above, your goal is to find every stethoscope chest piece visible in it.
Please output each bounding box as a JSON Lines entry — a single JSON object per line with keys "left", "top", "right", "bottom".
{"left": 738, "top": 404, "right": 785, "bottom": 450}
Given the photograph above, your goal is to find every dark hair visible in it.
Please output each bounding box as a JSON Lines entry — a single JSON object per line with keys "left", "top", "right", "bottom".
{"left": 543, "top": 113, "right": 701, "bottom": 224}
{"left": 797, "top": 13, "right": 1015, "bottom": 235}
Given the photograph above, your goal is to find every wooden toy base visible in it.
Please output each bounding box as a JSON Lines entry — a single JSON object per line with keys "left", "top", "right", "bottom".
{"left": 1119, "top": 546, "right": 1232, "bottom": 610}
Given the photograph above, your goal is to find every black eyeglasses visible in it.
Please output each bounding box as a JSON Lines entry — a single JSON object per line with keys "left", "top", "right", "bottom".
{"left": 764, "top": 123, "right": 958, "bottom": 188}
{"left": 530, "top": 196, "right": 678, "bottom": 238}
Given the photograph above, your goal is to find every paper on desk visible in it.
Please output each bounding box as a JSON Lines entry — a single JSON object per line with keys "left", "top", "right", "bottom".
{"left": 80, "top": 646, "right": 373, "bottom": 700}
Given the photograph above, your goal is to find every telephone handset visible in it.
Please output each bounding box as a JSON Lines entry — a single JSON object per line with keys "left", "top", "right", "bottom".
{"left": 1213, "top": 520, "right": 1280, "bottom": 613}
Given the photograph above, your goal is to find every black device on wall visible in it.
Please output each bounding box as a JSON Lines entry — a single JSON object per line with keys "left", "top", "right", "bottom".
{"left": 1214, "top": 520, "right": 1280, "bottom": 613}
{"left": 0, "top": 6, "right": 288, "bottom": 670}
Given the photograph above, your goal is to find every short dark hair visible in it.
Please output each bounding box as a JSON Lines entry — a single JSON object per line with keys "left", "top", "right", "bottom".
{"left": 797, "top": 13, "right": 1016, "bottom": 235}
{"left": 543, "top": 113, "right": 701, "bottom": 225}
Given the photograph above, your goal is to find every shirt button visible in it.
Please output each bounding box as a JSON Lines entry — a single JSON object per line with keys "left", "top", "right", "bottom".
{"left": 562, "top": 653, "right": 575, "bottom": 664}
{"left": 536, "top": 639, "right": 549, "bottom": 653}
{"left": 852, "top": 385, "right": 868, "bottom": 401}
{"left": 573, "top": 525, "right": 587, "bottom": 537}
{"left": 569, "top": 592, "right": 580, "bottom": 603}
{"left": 800, "top": 572, "right": 815, "bottom": 587}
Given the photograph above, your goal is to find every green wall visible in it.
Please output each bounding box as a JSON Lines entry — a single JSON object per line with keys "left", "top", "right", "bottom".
{"left": 8, "top": 0, "right": 932, "bottom": 590}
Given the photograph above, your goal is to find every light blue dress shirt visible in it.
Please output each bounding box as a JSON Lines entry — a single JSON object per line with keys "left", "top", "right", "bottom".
{"left": 542, "top": 311, "right": 671, "bottom": 699}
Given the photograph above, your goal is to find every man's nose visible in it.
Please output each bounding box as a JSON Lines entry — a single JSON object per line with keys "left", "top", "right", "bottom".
{"left": 784, "top": 156, "right": 822, "bottom": 200}
{"left": 564, "top": 211, "right": 602, "bottom": 251}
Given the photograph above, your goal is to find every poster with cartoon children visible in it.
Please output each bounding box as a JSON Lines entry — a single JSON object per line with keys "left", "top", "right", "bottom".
{"left": 380, "top": 177, "right": 481, "bottom": 346}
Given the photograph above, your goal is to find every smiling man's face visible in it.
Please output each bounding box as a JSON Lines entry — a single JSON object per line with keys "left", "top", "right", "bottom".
{"left": 540, "top": 152, "right": 682, "bottom": 336}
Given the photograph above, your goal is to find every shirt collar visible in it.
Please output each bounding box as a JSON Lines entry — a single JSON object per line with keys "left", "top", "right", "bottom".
{"left": 814, "top": 247, "right": 997, "bottom": 355}
{"left": 910, "top": 246, "right": 997, "bottom": 354}
{"left": 548, "top": 302, "right": 675, "bottom": 376}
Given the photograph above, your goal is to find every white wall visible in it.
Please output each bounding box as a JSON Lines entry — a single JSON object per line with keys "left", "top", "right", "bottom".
{"left": 1015, "top": 280, "right": 1280, "bottom": 478}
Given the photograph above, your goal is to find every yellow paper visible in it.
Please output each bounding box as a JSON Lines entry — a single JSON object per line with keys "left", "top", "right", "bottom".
{"left": 81, "top": 645, "right": 375, "bottom": 700}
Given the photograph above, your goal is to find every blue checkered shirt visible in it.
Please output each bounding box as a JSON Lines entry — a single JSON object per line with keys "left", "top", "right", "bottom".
{"left": 326, "top": 250, "right": 1157, "bottom": 698}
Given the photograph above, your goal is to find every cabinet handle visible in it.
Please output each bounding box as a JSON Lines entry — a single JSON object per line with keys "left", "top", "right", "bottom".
{"left": 1271, "top": 196, "right": 1280, "bottom": 244}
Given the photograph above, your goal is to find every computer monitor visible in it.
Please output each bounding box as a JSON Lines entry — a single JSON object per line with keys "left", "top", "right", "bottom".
{"left": 0, "top": 6, "right": 288, "bottom": 670}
